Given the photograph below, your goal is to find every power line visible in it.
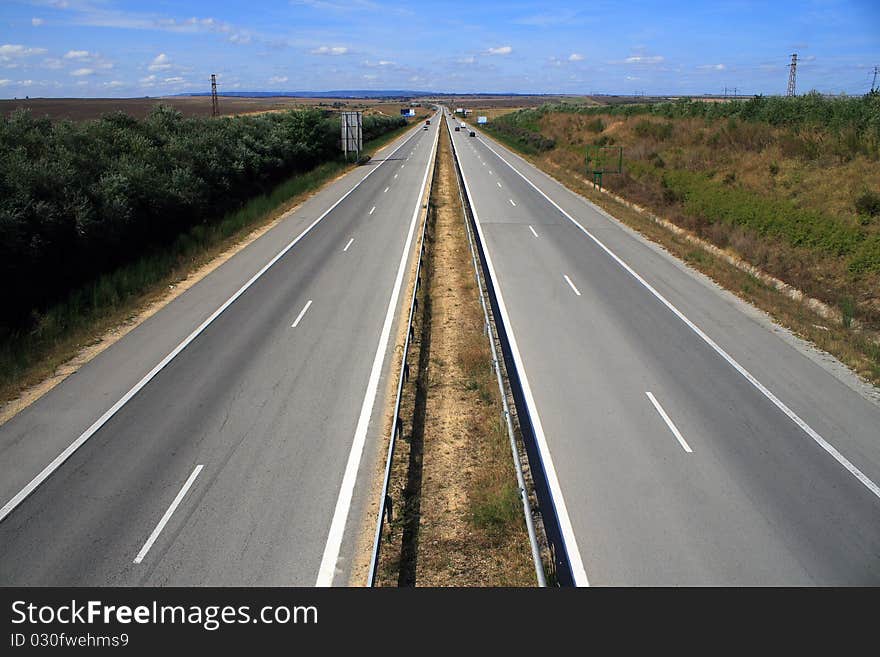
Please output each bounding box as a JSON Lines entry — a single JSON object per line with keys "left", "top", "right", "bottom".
{"left": 786, "top": 53, "right": 797, "bottom": 96}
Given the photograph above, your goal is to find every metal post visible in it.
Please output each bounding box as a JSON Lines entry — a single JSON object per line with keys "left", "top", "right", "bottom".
{"left": 210, "top": 74, "right": 219, "bottom": 117}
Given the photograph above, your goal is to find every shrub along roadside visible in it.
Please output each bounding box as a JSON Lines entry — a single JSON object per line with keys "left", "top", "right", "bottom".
{"left": 0, "top": 117, "right": 412, "bottom": 406}
{"left": 538, "top": 92, "right": 880, "bottom": 159}
{"left": 481, "top": 110, "right": 555, "bottom": 154}
{"left": 658, "top": 169, "right": 879, "bottom": 274}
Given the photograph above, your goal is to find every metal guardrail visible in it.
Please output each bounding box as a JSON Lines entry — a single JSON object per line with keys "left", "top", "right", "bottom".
{"left": 367, "top": 118, "right": 439, "bottom": 587}
{"left": 444, "top": 114, "right": 547, "bottom": 586}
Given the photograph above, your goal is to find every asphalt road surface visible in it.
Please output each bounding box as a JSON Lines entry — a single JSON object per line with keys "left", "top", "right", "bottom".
{"left": 446, "top": 110, "right": 880, "bottom": 585}
{"left": 0, "top": 114, "right": 440, "bottom": 585}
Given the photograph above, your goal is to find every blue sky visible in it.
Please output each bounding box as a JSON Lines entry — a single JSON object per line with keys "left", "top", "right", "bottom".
{"left": 1, "top": 0, "right": 877, "bottom": 98}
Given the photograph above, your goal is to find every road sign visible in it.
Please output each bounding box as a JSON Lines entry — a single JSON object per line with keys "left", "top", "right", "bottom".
{"left": 400, "top": 108, "right": 415, "bottom": 117}
{"left": 341, "top": 111, "right": 363, "bottom": 158}
{"left": 477, "top": 116, "right": 488, "bottom": 124}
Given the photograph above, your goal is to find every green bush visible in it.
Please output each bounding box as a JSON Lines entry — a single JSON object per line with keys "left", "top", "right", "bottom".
{"left": 659, "top": 169, "right": 879, "bottom": 273}
{"left": 634, "top": 119, "right": 674, "bottom": 141}
{"left": 586, "top": 117, "right": 605, "bottom": 133}
{"left": 484, "top": 108, "right": 555, "bottom": 153}
{"left": 855, "top": 189, "right": 880, "bottom": 216}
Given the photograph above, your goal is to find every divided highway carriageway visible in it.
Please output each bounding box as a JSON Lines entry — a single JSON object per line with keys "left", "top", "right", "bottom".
{"left": 445, "top": 110, "right": 880, "bottom": 586}
{"left": 0, "top": 113, "right": 441, "bottom": 586}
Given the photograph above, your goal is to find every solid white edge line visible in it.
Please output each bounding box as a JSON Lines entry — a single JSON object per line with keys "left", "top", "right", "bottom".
{"left": 133, "top": 464, "right": 204, "bottom": 564}
{"left": 291, "top": 299, "right": 313, "bottom": 328}
{"left": 646, "top": 392, "right": 693, "bottom": 453}
{"left": 477, "top": 132, "right": 880, "bottom": 501}
{"left": 315, "top": 116, "right": 441, "bottom": 586}
{"left": 453, "top": 120, "right": 590, "bottom": 587}
{"left": 0, "top": 121, "right": 427, "bottom": 524}
{"left": 529, "top": 225, "right": 539, "bottom": 238}
{"left": 563, "top": 274, "right": 581, "bottom": 296}
{"left": 343, "top": 237, "right": 354, "bottom": 252}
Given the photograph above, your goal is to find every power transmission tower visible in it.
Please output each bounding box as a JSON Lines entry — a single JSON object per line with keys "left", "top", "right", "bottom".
{"left": 786, "top": 53, "right": 797, "bottom": 96}
{"left": 872, "top": 65, "right": 879, "bottom": 92}
{"left": 211, "top": 73, "right": 219, "bottom": 117}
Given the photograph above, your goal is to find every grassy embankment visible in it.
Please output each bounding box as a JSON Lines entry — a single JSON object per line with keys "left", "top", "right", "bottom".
{"left": 375, "top": 119, "right": 535, "bottom": 586}
{"left": 0, "top": 108, "right": 413, "bottom": 408}
{"left": 483, "top": 94, "right": 880, "bottom": 385}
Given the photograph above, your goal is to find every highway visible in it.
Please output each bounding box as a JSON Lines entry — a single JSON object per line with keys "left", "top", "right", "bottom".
{"left": 0, "top": 113, "right": 440, "bottom": 585}
{"left": 445, "top": 111, "right": 880, "bottom": 585}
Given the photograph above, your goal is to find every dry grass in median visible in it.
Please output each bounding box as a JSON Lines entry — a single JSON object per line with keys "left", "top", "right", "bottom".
{"left": 375, "top": 119, "right": 534, "bottom": 587}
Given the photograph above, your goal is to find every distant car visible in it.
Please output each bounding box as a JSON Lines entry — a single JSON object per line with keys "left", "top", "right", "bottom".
{"left": 454, "top": 126, "right": 460, "bottom": 131}
{"left": 425, "top": 119, "right": 430, "bottom": 125}
{"left": 469, "top": 131, "right": 475, "bottom": 137}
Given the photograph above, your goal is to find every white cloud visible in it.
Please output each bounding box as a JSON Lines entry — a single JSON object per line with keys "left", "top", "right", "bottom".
{"left": 363, "top": 59, "right": 396, "bottom": 68}
{"left": 103, "top": 80, "right": 123, "bottom": 88}
{"left": 139, "top": 74, "right": 156, "bottom": 86}
{"left": 42, "top": 58, "right": 64, "bottom": 69}
{"left": 61, "top": 50, "right": 113, "bottom": 70}
{"left": 164, "top": 76, "right": 185, "bottom": 83}
{"left": 269, "top": 75, "right": 288, "bottom": 83}
{"left": 154, "top": 16, "right": 233, "bottom": 34}
{"left": 229, "top": 33, "right": 251, "bottom": 45}
{"left": 698, "top": 63, "right": 725, "bottom": 71}
{"left": 487, "top": 46, "right": 512, "bottom": 56}
{"left": 0, "top": 44, "right": 48, "bottom": 59}
{"left": 32, "top": 18, "right": 44, "bottom": 27}
{"left": 0, "top": 79, "right": 11, "bottom": 86}
{"left": 363, "top": 73, "right": 378, "bottom": 80}
{"left": 311, "top": 45, "right": 348, "bottom": 55}
{"left": 457, "top": 56, "right": 475, "bottom": 65}
{"left": 624, "top": 55, "right": 664, "bottom": 64}
{"left": 70, "top": 68, "right": 94, "bottom": 76}
{"left": 148, "top": 53, "right": 172, "bottom": 71}
{"left": 568, "top": 53, "right": 584, "bottom": 61}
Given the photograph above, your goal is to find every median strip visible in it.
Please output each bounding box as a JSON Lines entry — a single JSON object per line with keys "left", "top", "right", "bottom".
{"left": 371, "top": 117, "right": 537, "bottom": 586}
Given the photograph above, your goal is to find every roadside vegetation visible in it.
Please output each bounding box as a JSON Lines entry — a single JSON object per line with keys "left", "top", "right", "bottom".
{"left": 0, "top": 106, "right": 407, "bottom": 406}
{"left": 483, "top": 93, "right": 880, "bottom": 384}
